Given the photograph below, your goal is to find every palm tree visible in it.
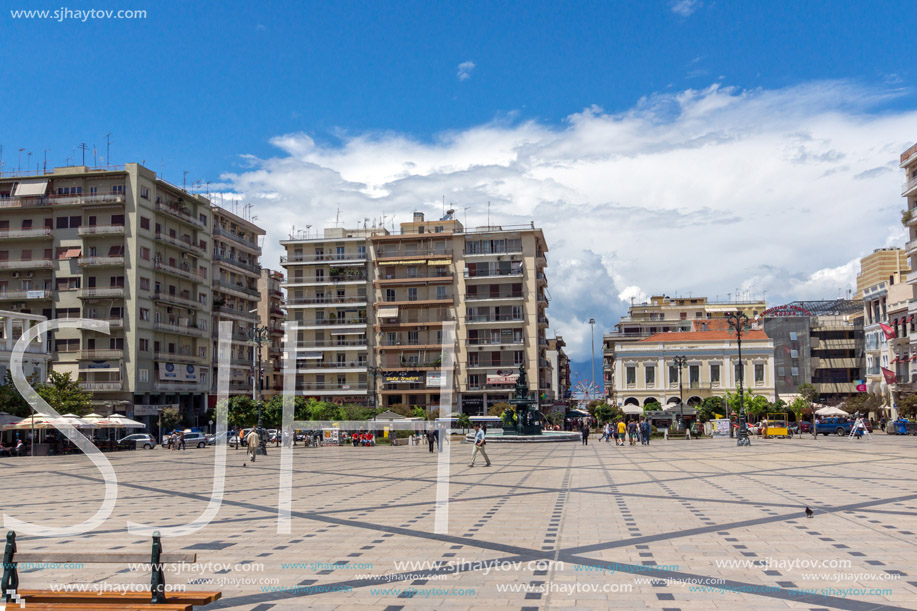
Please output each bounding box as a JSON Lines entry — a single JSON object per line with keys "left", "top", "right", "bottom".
{"left": 457, "top": 413, "right": 472, "bottom": 434}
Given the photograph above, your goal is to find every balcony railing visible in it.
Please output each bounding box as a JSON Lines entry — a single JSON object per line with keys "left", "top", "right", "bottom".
{"left": 468, "top": 338, "right": 525, "bottom": 346}
{"left": 153, "top": 321, "right": 205, "bottom": 336}
{"left": 468, "top": 361, "right": 525, "bottom": 369}
{"left": 0, "top": 228, "right": 53, "bottom": 239}
{"left": 78, "top": 256, "right": 125, "bottom": 267}
{"left": 281, "top": 252, "right": 367, "bottom": 263}
{"left": 78, "top": 349, "right": 124, "bottom": 360}
{"left": 77, "top": 287, "right": 125, "bottom": 299}
{"left": 154, "top": 351, "right": 206, "bottom": 364}
{"left": 467, "top": 314, "right": 524, "bottom": 323}
{"left": 465, "top": 291, "right": 524, "bottom": 301}
{"left": 904, "top": 176, "right": 917, "bottom": 196}
{"left": 294, "top": 362, "right": 368, "bottom": 370}
{"left": 463, "top": 247, "right": 521, "bottom": 256}
{"left": 296, "top": 383, "right": 368, "bottom": 391}
{"left": 212, "top": 252, "right": 261, "bottom": 275}
{"left": 155, "top": 201, "right": 206, "bottom": 229}
{"left": 154, "top": 260, "right": 206, "bottom": 281}
{"left": 212, "top": 305, "right": 258, "bottom": 321}
{"left": 0, "top": 259, "right": 55, "bottom": 270}
{"left": 78, "top": 225, "right": 125, "bottom": 236}
{"left": 80, "top": 381, "right": 123, "bottom": 391}
{"left": 285, "top": 275, "right": 368, "bottom": 284}
{"left": 295, "top": 318, "right": 368, "bottom": 327}
{"left": 0, "top": 290, "right": 52, "bottom": 300}
{"left": 465, "top": 269, "right": 524, "bottom": 279}
{"left": 84, "top": 316, "right": 124, "bottom": 329}
{"left": 154, "top": 232, "right": 206, "bottom": 255}
{"left": 50, "top": 193, "right": 126, "bottom": 207}
{"left": 292, "top": 339, "right": 368, "bottom": 348}
{"left": 287, "top": 296, "right": 367, "bottom": 306}
{"left": 152, "top": 291, "right": 203, "bottom": 310}
{"left": 213, "top": 279, "right": 259, "bottom": 298}
{"left": 213, "top": 225, "right": 260, "bottom": 251}
{"left": 376, "top": 247, "right": 453, "bottom": 259}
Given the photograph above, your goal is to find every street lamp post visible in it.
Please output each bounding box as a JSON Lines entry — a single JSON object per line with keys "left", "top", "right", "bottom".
{"left": 673, "top": 355, "right": 687, "bottom": 431}
{"left": 249, "top": 312, "right": 271, "bottom": 456}
{"left": 588, "top": 318, "right": 596, "bottom": 403}
{"left": 367, "top": 366, "right": 384, "bottom": 412}
{"left": 726, "top": 311, "right": 752, "bottom": 447}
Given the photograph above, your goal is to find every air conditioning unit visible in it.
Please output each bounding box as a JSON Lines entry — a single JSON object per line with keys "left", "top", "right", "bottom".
{"left": 11, "top": 272, "right": 20, "bottom": 279}
{"left": 25, "top": 271, "right": 34, "bottom": 278}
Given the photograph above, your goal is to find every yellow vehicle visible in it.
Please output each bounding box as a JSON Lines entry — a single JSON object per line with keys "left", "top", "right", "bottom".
{"left": 765, "top": 413, "right": 791, "bottom": 438}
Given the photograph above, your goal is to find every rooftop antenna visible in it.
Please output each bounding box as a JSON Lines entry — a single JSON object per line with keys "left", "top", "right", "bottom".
{"left": 93, "top": 145, "right": 97, "bottom": 167}
{"left": 183, "top": 170, "right": 189, "bottom": 191}
{"left": 43, "top": 149, "right": 49, "bottom": 174}
{"left": 463, "top": 206, "right": 469, "bottom": 228}
{"left": 762, "top": 289, "right": 767, "bottom": 304}
{"left": 442, "top": 195, "right": 445, "bottom": 217}
{"left": 335, "top": 205, "right": 341, "bottom": 227}
{"left": 77, "top": 143, "right": 88, "bottom": 166}
{"left": 487, "top": 201, "right": 491, "bottom": 227}
{"left": 105, "top": 133, "right": 111, "bottom": 167}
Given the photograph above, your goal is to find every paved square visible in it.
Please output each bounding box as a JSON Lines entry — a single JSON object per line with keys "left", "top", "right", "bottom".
{"left": 2, "top": 435, "right": 916, "bottom": 610}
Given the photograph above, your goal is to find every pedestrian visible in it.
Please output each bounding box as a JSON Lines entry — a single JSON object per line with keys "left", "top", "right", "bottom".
{"left": 353, "top": 429, "right": 362, "bottom": 447}
{"left": 246, "top": 429, "right": 260, "bottom": 463}
{"left": 627, "top": 420, "right": 637, "bottom": 446}
{"left": 640, "top": 419, "right": 651, "bottom": 445}
{"left": 581, "top": 421, "right": 589, "bottom": 446}
{"left": 616, "top": 420, "right": 626, "bottom": 446}
{"left": 179, "top": 431, "right": 186, "bottom": 451}
{"left": 426, "top": 430, "right": 436, "bottom": 453}
{"left": 468, "top": 423, "right": 491, "bottom": 467}
{"left": 603, "top": 422, "right": 611, "bottom": 442}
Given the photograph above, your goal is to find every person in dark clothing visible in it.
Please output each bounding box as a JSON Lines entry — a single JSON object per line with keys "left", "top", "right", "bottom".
{"left": 426, "top": 430, "right": 436, "bottom": 453}
{"left": 581, "top": 421, "right": 589, "bottom": 446}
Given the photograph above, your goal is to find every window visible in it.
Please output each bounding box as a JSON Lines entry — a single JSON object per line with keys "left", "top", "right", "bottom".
{"left": 110, "top": 276, "right": 125, "bottom": 287}
{"left": 407, "top": 331, "right": 419, "bottom": 345}
{"left": 468, "top": 352, "right": 479, "bottom": 366}
{"left": 140, "top": 277, "right": 150, "bottom": 291}
{"left": 112, "top": 185, "right": 125, "bottom": 194}
{"left": 669, "top": 365, "right": 678, "bottom": 384}
{"left": 89, "top": 186, "right": 97, "bottom": 196}
{"left": 139, "top": 368, "right": 149, "bottom": 382}
{"left": 55, "top": 216, "right": 82, "bottom": 229}
{"left": 56, "top": 277, "right": 81, "bottom": 291}
{"left": 436, "top": 286, "right": 447, "bottom": 300}
{"left": 710, "top": 364, "right": 720, "bottom": 384}
{"left": 407, "top": 288, "right": 418, "bottom": 301}
{"left": 140, "top": 216, "right": 150, "bottom": 230}
{"left": 755, "top": 363, "right": 765, "bottom": 383}
{"left": 140, "top": 308, "right": 150, "bottom": 321}
{"left": 140, "top": 247, "right": 150, "bottom": 261}
{"left": 789, "top": 331, "right": 798, "bottom": 341}
{"left": 55, "top": 308, "right": 80, "bottom": 319}
{"left": 645, "top": 366, "right": 655, "bottom": 385}
{"left": 20, "top": 249, "right": 31, "bottom": 261}
{"left": 140, "top": 187, "right": 150, "bottom": 200}
{"left": 139, "top": 338, "right": 150, "bottom": 352}
{"left": 626, "top": 366, "right": 636, "bottom": 385}
{"left": 385, "top": 289, "right": 396, "bottom": 302}
{"left": 55, "top": 339, "right": 79, "bottom": 352}
{"left": 468, "top": 374, "right": 480, "bottom": 388}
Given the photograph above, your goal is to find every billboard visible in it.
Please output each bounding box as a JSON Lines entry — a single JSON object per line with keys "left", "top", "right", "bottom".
{"left": 159, "top": 363, "right": 200, "bottom": 382}
{"left": 486, "top": 371, "right": 519, "bottom": 385}
{"left": 426, "top": 371, "right": 446, "bottom": 387}
{"left": 383, "top": 371, "right": 423, "bottom": 383}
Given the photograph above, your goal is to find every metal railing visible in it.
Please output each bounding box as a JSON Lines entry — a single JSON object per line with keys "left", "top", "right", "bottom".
{"left": 78, "top": 225, "right": 125, "bottom": 236}
{"left": 0, "top": 259, "right": 55, "bottom": 269}
{"left": 467, "top": 314, "right": 524, "bottom": 323}
{"left": 295, "top": 383, "right": 368, "bottom": 391}
{"left": 281, "top": 252, "right": 367, "bottom": 263}
{"left": 376, "top": 248, "right": 453, "bottom": 259}
{"left": 0, "top": 228, "right": 53, "bottom": 239}
{"left": 0, "top": 290, "right": 52, "bottom": 300}
{"left": 80, "top": 381, "right": 123, "bottom": 391}
{"left": 152, "top": 291, "right": 203, "bottom": 310}
{"left": 213, "top": 225, "right": 260, "bottom": 250}
{"left": 465, "top": 291, "right": 524, "bottom": 301}
{"left": 155, "top": 201, "right": 206, "bottom": 229}
{"left": 903, "top": 176, "right": 917, "bottom": 196}
{"left": 78, "top": 349, "right": 124, "bottom": 360}
{"left": 77, "top": 287, "right": 125, "bottom": 299}
{"left": 78, "top": 256, "right": 125, "bottom": 267}
{"left": 292, "top": 339, "right": 368, "bottom": 348}
{"left": 295, "top": 318, "right": 368, "bottom": 327}
{"left": 287, "top": 296, "right": 367, "bottom": 306}
{"left": 153, "top": 321, "right": 205, "bottom": 336}
{"left": 212, "top": 305, "right": 258, "bottom": 321}
{"left": 464, "top": 269, "right": 523, "bottom": 279}
{"left": 154, "top": 260, "right": 206, "bottom": 281}
{"left": 212, "top": 252, "right": 261, "bottom": 274}
{"left": 285, "top": 275, "right": 368, "bottom": 284}
{"left": 154, "top": 232, "right": 206, "bottom": 255}
{"left": 213, "top": 279, "right": 259, "bottom": 298}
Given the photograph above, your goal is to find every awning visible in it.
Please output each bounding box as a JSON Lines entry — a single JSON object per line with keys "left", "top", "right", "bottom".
{"left": 892, "top": 318, "right": 898, "bottom": 325}
{"left": 378, "top": 307, "right": 399, "bottom": 318}
{"left": 427, "top": 260, "right": 451, "bottom": 266}
{"left": 621, "top": 405, "right": 644, "bottom": 415}
{"left": 108, "top": 245, "right": 124, "bottom": 256}
{"left": 59, "top": 247, "right": 82, "bottom": 259}
{"left": 384, "top": 260, "right": 427, "bottom": 266}
{"left": 330, "top": 330, "right": 365, "bottom": 335}
{"left": 14, "top": 180, "right": 48, "bottom": 197}
{"left": 910, "top": 315, "right": 915, "bottom": 323}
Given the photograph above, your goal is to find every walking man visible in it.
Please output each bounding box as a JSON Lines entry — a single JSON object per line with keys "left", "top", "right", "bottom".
{"left": 581, "top": 420, "right": 590, "bottom": 446}
{"left": 246, "top": 429, "right": 260, "bottom": 463}
{"left": 640, "top": 419, "right": 651, "bottom": 445}
{"left": 469, "top": 423, "right": 491, "bottom": 467}
{"left": 616, "top": 420, "right": 626, "bottom": 446}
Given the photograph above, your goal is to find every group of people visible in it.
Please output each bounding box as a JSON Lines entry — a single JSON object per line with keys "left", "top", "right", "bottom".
{"left": 166, "top": 431, "right": 186, "bottom": 451}
{"left": 588, "top": 419, "right": 653, "bottom": 446}
{"left": 0, "top": 438, "right": 24, "bottom": 457}
{"left": 350, "top": 431, "right": 376, "bottom": 447}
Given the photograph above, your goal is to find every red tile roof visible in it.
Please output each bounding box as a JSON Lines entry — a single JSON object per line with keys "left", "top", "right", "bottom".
{"left": 638, "top": 330, "right": 770, "bottom": 342}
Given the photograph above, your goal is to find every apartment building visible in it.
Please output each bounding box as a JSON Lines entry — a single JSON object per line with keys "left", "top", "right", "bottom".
{"left": 0, "top": 163, "right": 212, "bottom": 420}
{"left": 257, "top": 268, "right": 286, "bottom": 397}
{"left": 901, "top": 141, "right": 917, "bottom": 404}
{"left": 856, "top": 247, "right": 909, "bottom": 298}
{"left": 862, "top": 280, "right": 910, "bottom": 414}
{"left": 603, "top": 295, "right": 767, "bottom": 405}
{"left": 545, "top": 335, "right": 571, "bottom": 411}
{"left": 209, "top": 206, "right": 265, "bottom": 400}
{"left": 762, "top": 300, "right": 864, "bottom": 401}
{"left": 612, "top": 326, "right": 776, "bottom": 410}
{"left": 0, "top": 310, "right": 51, "bottom": 382}
{"left": 280, "top": 211, "right": 551, "bottom": 414}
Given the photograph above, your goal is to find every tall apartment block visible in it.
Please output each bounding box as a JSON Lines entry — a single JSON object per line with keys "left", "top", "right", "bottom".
{"left": 0, "top": 163, "right": 212, "bottom": 421}
{"left": 280, "top": 211, "right": 551, "bottom": 414}
{"left": 603, "top": 295, "right": 767, "bottom": 405}
{"left": 257, "top": 268, "right": 286, "bottom": 397}
{"left": 209, "top": 206, "right": 265, "bottom": 400}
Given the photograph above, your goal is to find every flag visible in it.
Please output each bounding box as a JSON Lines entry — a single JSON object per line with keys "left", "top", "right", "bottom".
{"left": 879, "top": 323, "right": 897, "bottom": 339}
{"left": 881, "top": 367, "right": 897, "bottom": 384}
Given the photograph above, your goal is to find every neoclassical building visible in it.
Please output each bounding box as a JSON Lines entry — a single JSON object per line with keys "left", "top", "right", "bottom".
{"left": 612, "top": 326, "right": 776, "bottom": 409}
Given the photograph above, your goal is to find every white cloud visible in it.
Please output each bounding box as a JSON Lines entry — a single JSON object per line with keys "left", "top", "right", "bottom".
{"left": 219, "top": 79, "right": 917, "bottom": 359}
{"left": 457, "top": 61, "right": 475, "bottom": 81}
{"left": 670, "top": 0, "right": 701, "bottom": 17}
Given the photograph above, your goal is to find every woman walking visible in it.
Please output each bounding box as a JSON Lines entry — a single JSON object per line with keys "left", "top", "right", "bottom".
{"left": 581, "top": 420, "right": 590, "bottom": 446}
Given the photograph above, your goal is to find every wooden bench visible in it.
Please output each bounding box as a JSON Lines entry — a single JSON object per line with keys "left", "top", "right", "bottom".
{"left": 1, "top": 530, "right": 221, "bottom": 609}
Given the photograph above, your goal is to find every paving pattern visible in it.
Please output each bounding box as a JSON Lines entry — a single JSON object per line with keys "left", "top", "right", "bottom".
{"left": 1, "top": 434, "right": 916, "bottom": 610}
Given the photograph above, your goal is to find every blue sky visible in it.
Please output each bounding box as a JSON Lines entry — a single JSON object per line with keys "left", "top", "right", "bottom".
{"left": 3, "top": 0, "right": 917, "bottom": 381}
{"left": 1, "top": 0, "right": 912, "bottom": 179}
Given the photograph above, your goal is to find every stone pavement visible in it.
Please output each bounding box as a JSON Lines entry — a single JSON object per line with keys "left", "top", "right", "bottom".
{"left": 1, "top": 434, "right": 916, "bottom": 610}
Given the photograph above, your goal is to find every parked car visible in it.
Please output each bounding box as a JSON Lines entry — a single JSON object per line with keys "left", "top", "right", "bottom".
{"left": 117, "top": 433, "right": 156, "bottom": 449}
{"left": 160, "top": 432, "right": 208, "bottom": 448}
{"left": 206, "top": 431, "right": 238, "bottom": 446}
{"left": 814, "top": 417, "right": 854, "bottom": 436}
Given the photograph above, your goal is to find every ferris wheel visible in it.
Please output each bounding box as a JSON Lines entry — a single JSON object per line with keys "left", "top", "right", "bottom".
{"left": 571, "top": 372, "right": 603, "bottom": 407}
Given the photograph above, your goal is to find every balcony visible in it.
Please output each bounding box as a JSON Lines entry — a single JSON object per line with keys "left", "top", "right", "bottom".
{"left": 464, "top": 269, "right": 524, "bottom": 280}
{"left": 284, "top": 275, "right": 368, "bottom": 285}
{"left": 270, "top": 306, "right": 285, "bottom": 317}
{"left": 78, "top": 287, "right": 125, "bottom": 299}
{"left": 80, "top": 381, "right": 123, "bottom": 391}
{"left": 212, "top": 252, "right": 261, "bottom": 275}
{"left": 468, "top": 338, "right": 525, "bottom": 347}
{"left": 287, "top": 296, "right": 367, "bottom": 307}
{"left": 153, "top": 321, "right": 205, "bottom": 337}
{"left": 467, "top": 361, "right": 525, "bottom": 370}
{"left": 213, "top": 279, "right": 259, "bottom": 299}
{"left": 291, "top": 339, "right": 368, "bottom": 349}
{"left": 78, "top": 225, "right": 125, "bottom": 237}
{"left": 152, "top": 291, "right": 204, "bottom": 310}
{"left": 50, "top": 193, "right": 126, "bottom": 207}
{"left": 0, "top": 290, "right": 52, "bottom": 300}
{"left": 295, "top": 382, "right": 368, "bottom": 393}
{"left": 0, "top": 259, "right": 55, "bottom": 270}
{"left": 154, "top": 351, "right": 206, "bottom": 365}
{"left": 0, "top": 227, "right": 53, "bottom": 239}
{"left": 154, "top": 232, "right": 206, "bottom": 256}
{"left": 154, "top": 260, "right": 205, "bottom": 282}
{"left": 375, "top": 274, "right": 453, "bottom": 286}
{"left": 155, "top": 201, "right": 207, "bottom": 229}
{"left": 78, "top": 256, "right": 125, "bottom": 267}
{"left": 281, "top": 252, "right": 367, "bottom": 264}
{"left": 294, "top": 317, "right": 368, "bottom": 328}
{"left": 466, "top": 314, "right": 524, "bottom": 324}
{"left": 464, "top": 291, "right": 524, "bottom": 302}
{"left": 157, "top": 381, "right": 209, "bottom": 392}
{"left": 294, "top": 362, "right": 368, "bottom": 371}
{"left": 463, "top": 247, "right": 521, "bottom": 257}
{"left": 84, "top": 317, "right": 124, "bottom": 329}
{"left": 78, "top": 349, "right": 124, "bottom": 360}
{"left": 213, "top": 225, "right": 261, "bottom": 252}
{"left": 376, "top": 248, "right": 452, "bottom": 260}
{"left": 212, "top": 305, "right": 258, "bottom": 322}
{"left": 903, "top": 176, "right": 917, "bottom": 197}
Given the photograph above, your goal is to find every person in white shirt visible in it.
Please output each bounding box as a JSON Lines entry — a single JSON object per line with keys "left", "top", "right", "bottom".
{"left": 469, "top": 423, "right": 491, "bottom": 467}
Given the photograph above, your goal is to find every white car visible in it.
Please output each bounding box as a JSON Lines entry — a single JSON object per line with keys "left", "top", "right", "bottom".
{"left": 117, "top": 433, "right": 156, "bottom": 449}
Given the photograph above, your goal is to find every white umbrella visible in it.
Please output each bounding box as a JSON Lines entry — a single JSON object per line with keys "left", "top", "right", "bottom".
{"left": 107, "top": 414, "right": 146, "bottom": 429}
{"left": 59, "top": 414, "right": 100, "bottom": 429}
{"left": 815, "top": 406, "right": 849, "bottom": 416}
{"left": 0, "top": 412, "right": 22, "bottom": 427}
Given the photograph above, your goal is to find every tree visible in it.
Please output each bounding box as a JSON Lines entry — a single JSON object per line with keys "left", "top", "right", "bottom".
{"left": 35, "top": 371, "right": 91, "bottom": 416}
{"left": 0, "top": 370, "right": 40, "bottom": 418}
{"left": 697, "top": 396, "right": 724, "bottom": 423}
{"left": 643, "top": 401, "right": 661, "bottom": 414}
{"left": 227, "top": 396, "right": 258, "bottom": 428}
{"left": 594, "top": 403, "right": 622, "bottom": 424}
{"left": 159, "top": 406, "right": 181, "bottom": 434}
{"left": 585, "top": 399, "right": 605, "bottom": 416}
{"left": 797, "top": 383, "right": 819, "bottom": 406}
{"left": 898, "top": 395, "right": 917, "bottom": 419}
{"left": 411, "top": 406, "right": 426, "bottom": 420}
{"left": 488, "top": 401, "right": 512, "bottom": 416}
{"left": 456, "top": 413, "right": 472, "bottom": 433}
{"left": 788, "top": 396, "right": 809, "bottom": 422}
{"left": 743, "top": 395, "right": 770, "bottom": 420}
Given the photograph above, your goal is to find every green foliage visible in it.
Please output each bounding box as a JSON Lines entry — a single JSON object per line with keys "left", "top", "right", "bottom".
{"left": 411, "top": 406, "right": 427, "bottom": 420}
{"left": 898, "top": 395, "right": 917, "bottom": 418}
{"left": 457, "top": 413, "right": 472, "bottom": 433}
{"left": 788, "top": 396, "right": 810, "bottom": 420}
{"left": 585, "top": 399, "right": 605, "bottom": 416}
{"left": 846, "top": 393, "right": 883, "bottom": 414}
{"left": 35, "top": 371, "right": 92, "bottom": 416}
{"left": 488, "top": 401, "right": 512, "bottom": 416}
{"left": 0, "top": 370, "right": 41, "bottom": 418}
{"left": 797, "top": 383, "right": 819, "bottom": 405}
{"left": 227, "top": 396, "right": 258, "bottom": 428}
{"left": 594, "top": 403, "right": 622, "bottom": 424}
{"left": 697, "top": 396, "right": 724, "bottom": 423}
{"left": 643, "top": 401, "right": 662, "bottom": 414}
{"left": 159, "top": 406, "right": 181, "bottom": 433}
{"left": 545, "top": 411, "right": 564, "bottom": 426}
